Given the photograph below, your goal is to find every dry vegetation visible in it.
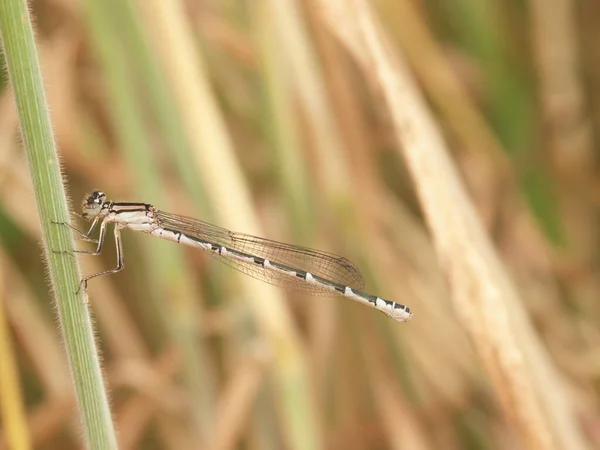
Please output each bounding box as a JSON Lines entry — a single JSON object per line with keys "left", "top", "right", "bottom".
{"left": 1, "top": 0, "right": 599, "bottom": 449}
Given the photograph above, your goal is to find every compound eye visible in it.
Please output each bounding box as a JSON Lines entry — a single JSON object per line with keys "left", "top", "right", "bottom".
{"left": 91, "top": 191, "right": 106, "bottom": 205}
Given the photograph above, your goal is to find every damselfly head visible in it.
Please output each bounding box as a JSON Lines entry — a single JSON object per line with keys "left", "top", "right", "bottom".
{"left": 82, "top": 191, "right": 107, "bottom": 219}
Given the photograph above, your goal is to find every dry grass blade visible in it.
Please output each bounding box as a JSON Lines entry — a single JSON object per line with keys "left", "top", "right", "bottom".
{"left": 317, "top": 0, "right": 587, "bottom": 449}
{"left": 210, "top": 346, "right": 269, "bottom": 450}
{"left": 136, "top": 2, "right": 322, "bottom": 449}
{"left": 0, "top": 263, "right": 31, "bottom": 450}
{"left": 361, "top": 319, "right": 429, "bottom": 450}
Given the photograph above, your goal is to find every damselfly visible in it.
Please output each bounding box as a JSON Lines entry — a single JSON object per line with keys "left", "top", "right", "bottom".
{"left": 61, "top": 191, "right": 412, "bottom": 322}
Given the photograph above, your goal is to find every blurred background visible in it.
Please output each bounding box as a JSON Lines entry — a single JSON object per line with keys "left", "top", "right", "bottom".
{"left": 1, "top": 0, "right": 600, "bottom": 449}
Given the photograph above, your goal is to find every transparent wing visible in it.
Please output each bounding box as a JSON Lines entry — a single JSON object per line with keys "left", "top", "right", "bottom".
{"left": 156, "top": 211, "right": 366, "bottom": 295}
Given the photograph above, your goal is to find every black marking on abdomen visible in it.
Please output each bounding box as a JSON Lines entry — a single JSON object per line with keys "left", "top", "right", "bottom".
{"left": 361, "top": 292, "right": 377, "bottom": 303}
{"left": 161, "top": 227, "right": 184, "bottom": 244}
{"left": 295, "top": 270, "right": 307, "bottom": 279}
{"left": 254, "top": 257, "right": 265, "bottom": 265}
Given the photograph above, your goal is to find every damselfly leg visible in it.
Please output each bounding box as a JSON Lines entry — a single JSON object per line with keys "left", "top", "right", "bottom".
{"left": 78, "top": 225, "right": 125, "bottom": 290}
{"left": 52, "top": 217, "right": 100, "bottom": 242}
{"left": 54, "top": 218, "right": 125, "bottom": 292}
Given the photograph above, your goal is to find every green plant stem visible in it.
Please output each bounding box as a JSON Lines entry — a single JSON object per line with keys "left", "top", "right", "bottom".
{"left": 0, "top": 1, "right": 117, "bottom": 448}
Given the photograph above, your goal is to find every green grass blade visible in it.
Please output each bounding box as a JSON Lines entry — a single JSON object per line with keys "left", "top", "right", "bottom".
{"left": 0, "top": 1, "right": 117, "bottom": 448}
